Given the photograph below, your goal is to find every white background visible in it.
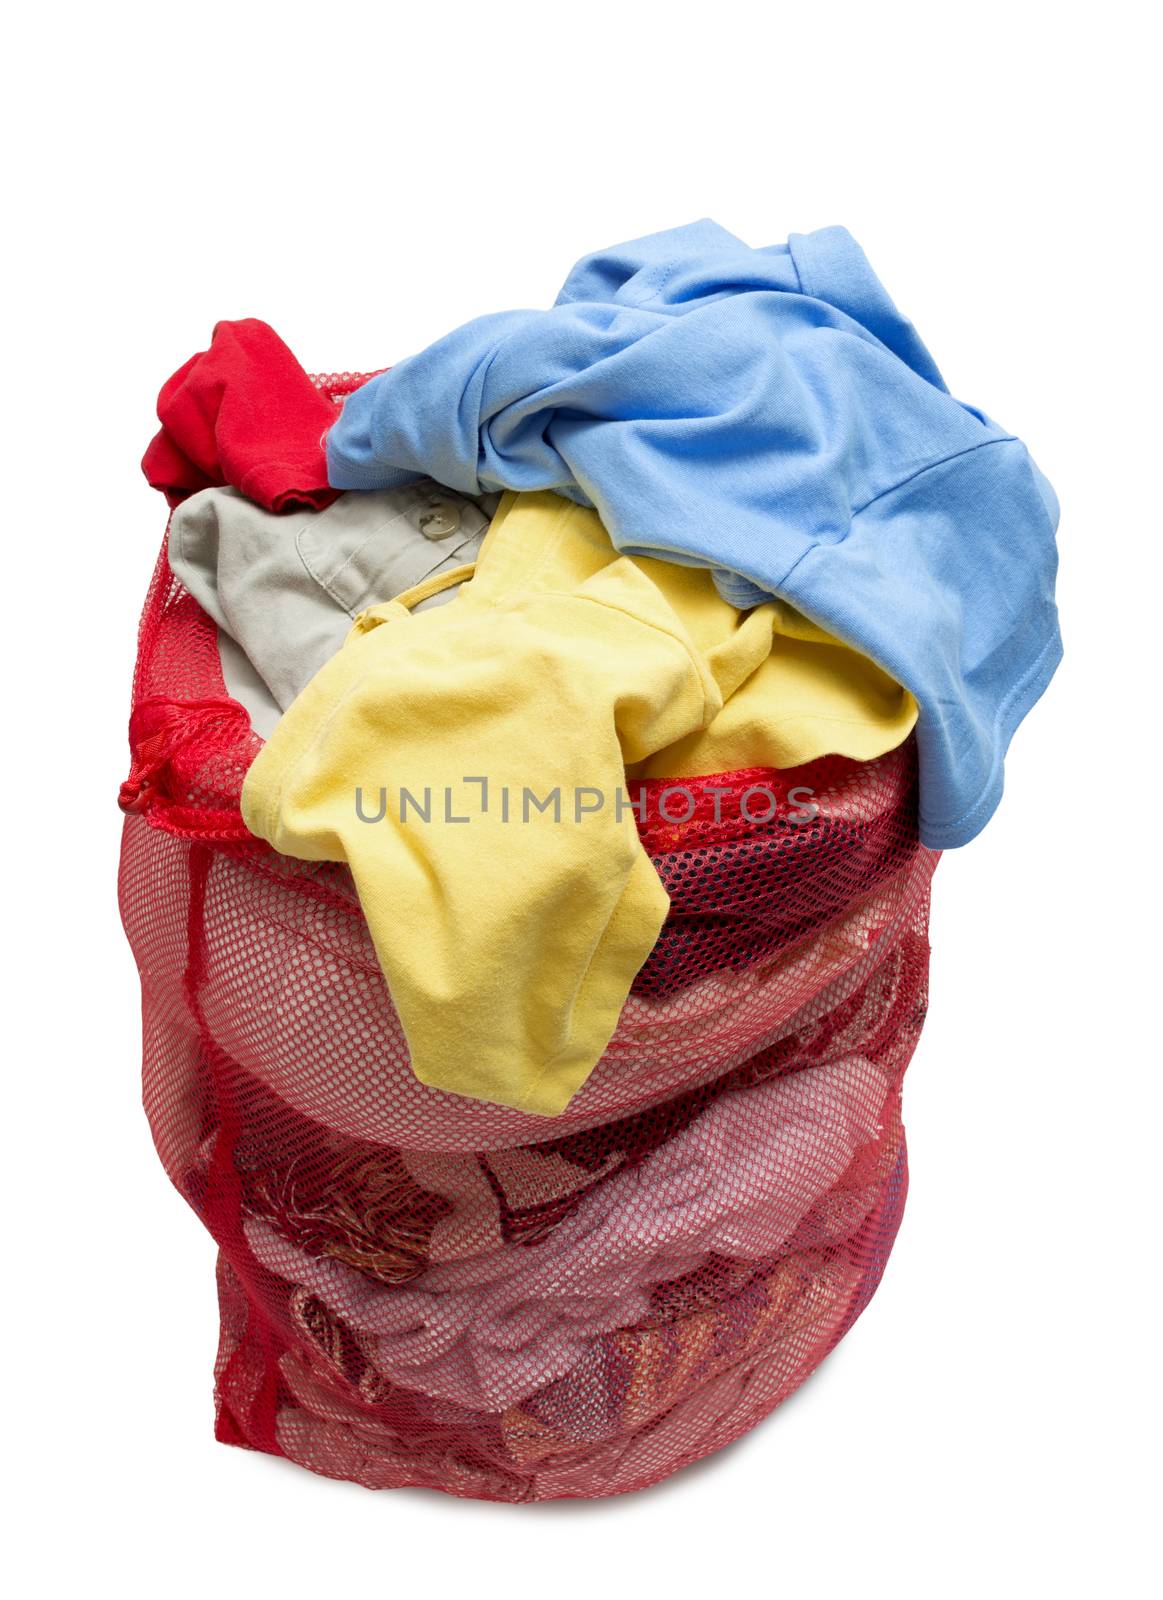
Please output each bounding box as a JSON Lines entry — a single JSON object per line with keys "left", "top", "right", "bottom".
{"left": 5, "top": 4, "right": 1159, "bottom": 1596}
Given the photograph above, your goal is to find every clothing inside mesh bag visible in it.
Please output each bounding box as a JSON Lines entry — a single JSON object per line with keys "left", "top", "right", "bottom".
{"left": 120, "top": 370, "right": 937, "bottom": 1499}
{"left": 122, "top": 813, "right": 928, "bottom": 1497}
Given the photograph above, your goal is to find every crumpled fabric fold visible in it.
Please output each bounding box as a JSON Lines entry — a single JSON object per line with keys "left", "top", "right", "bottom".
{"left": 246, "top": 1057, "right": 889, "bottom": 1411}
{"left": 239, "top": 491, "right": 918, "bottom": 1113}
{"left": 143, "top": 318, "right": 339, "bottom": 512}
{"left": 325, "top": 222, "right": 1060, "bottom": 847}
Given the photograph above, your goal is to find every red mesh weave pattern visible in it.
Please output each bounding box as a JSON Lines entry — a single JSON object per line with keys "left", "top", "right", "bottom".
{"left": 119, "top": 373, "right": 937, "bottom": 1500}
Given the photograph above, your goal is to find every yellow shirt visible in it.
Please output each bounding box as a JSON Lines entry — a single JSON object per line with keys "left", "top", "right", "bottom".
{"left": 242, "top": 492, "right": 916, "bottom": 1116}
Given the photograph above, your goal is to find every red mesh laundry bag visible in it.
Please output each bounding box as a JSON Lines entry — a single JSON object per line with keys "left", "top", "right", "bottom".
{"left": 119, "top": 371, "right": 939, "bottom": 1501}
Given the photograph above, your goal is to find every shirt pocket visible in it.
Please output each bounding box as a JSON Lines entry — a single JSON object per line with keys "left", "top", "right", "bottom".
{"left": 296, "top": 482, "right": 488, "bottom": 618}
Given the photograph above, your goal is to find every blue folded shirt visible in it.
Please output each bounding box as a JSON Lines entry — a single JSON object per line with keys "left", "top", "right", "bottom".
{"left": 327, "top": 220, "right": 1061, "bottom": 847}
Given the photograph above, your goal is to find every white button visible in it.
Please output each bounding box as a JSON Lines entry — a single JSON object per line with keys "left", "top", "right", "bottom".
{"left": 414, "top": 499, "right": 461, "bottom": 540}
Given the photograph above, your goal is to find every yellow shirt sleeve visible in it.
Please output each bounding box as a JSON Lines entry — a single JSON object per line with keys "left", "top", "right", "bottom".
{"left": 241, "top": 558, "right": 722, "bottom": 1117}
